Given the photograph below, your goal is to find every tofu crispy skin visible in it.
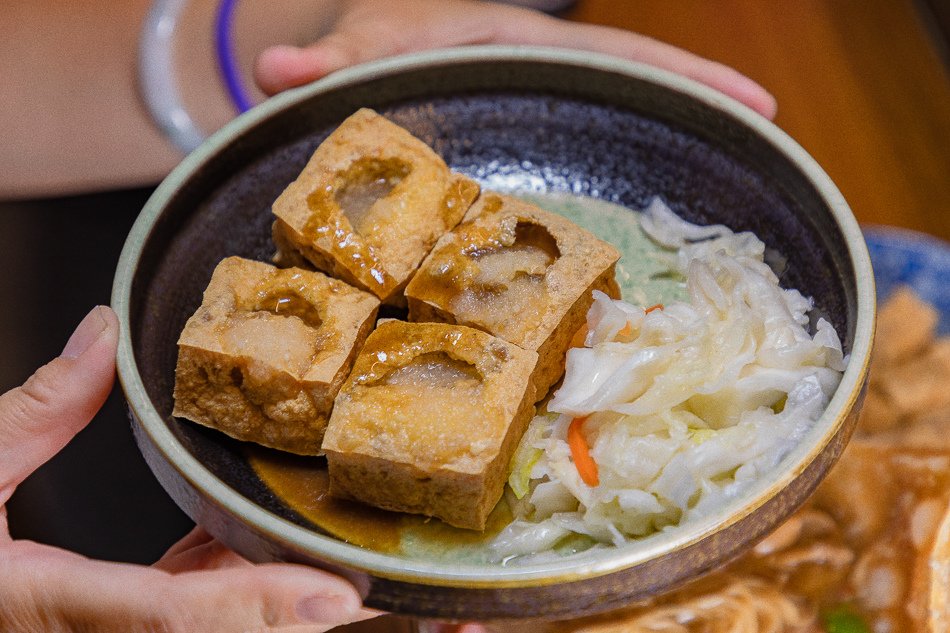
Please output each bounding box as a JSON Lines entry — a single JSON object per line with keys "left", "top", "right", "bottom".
{"left": 272, "top": 108, "right": 479, "bottom": 305}
{"left": 406, "top": 192, "right": 620, "bottom": 397}
{"left": 173, "top": 256, "right": 379, "bottom": 455}
{"left": 322, "top": 320, "right": 539, "bottom": 530}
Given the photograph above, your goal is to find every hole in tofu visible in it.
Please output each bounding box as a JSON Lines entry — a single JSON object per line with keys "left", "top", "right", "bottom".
{"left": 224, "top": 285, "right": 328, "bottom": 378}
{"left": 452, "top": 222, "right": 559, "bottom": 337}
{"left": 333, "top": 158, "right": 412, "bottom": 234}
{"left": 354, "top": 352, "right": 488, "bottom": 463}
{"left": 472, "top": 221, "right": 559, "bottom": 287}
{"left": 380, "top": 351, "right": 483, "bottom": 388}
{"left": 252, "top": 289, "right": 324, "bottom": 331}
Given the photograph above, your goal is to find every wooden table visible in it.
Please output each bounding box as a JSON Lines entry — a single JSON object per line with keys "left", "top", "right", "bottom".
{"left": 565, "top": 0, "right": 950, "bottom": 241}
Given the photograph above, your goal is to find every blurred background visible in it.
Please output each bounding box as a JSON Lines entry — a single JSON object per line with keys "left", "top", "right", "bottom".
{"left": 1, "top": 0, "right": 947, "bottom": 580}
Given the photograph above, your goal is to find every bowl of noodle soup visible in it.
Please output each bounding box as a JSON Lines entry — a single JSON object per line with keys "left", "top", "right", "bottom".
{"left": 113, "top": 46, "right": 875, "bottom": 620}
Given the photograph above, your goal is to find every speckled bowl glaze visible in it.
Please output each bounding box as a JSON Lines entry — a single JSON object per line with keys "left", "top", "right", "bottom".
{"left": 113, "top": 46, "right": 875, "bottom": 621}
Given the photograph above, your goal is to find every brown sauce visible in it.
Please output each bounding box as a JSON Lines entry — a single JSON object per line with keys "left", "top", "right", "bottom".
{"left": 304, "top": 182, "right": 397, "bottom": 296}
{"left": 440, "top": 175, "right": 481, "bottom": 226}
{"left": 509, "top": 222, "right": 561, "bottom": 261}
{"left": 247, "top": 447, "right": 511, "bottom": 557}
{"left": 252, "top": 289, "right": 324, "bottom": 331}
{"left": 247, "top": 448, "right": 405, "bottom": 552}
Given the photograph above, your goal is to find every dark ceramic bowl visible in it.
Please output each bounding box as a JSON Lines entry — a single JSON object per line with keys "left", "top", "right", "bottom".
{"left": 113, "top": 46, "right": 875, "bottom": 621}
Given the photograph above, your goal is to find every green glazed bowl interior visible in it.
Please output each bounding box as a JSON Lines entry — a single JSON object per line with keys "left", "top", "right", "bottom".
{"left": 113, "top": 46, "right": 874, "bottom": 621}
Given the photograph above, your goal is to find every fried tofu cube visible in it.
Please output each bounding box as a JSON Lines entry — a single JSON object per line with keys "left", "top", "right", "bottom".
{"left": 271, "top": 108, "right": 480, "bottom": 304}
{"left": 322, "top": 320, "right": 539, "bottom": 530}
{"left": 173, "top": 256, "right": 379, "bottom": 454}
{"left": 405, "top": 193, "right": 620, "bottom": 397}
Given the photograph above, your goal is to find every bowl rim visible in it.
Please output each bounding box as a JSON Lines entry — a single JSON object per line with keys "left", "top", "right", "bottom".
{"left": 113, "top": 44, "right": 876, "bottom": 588}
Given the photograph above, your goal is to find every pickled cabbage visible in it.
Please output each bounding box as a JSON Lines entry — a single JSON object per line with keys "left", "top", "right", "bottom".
{"left": 494, "top": 198, "right": 846, "bottom": 561}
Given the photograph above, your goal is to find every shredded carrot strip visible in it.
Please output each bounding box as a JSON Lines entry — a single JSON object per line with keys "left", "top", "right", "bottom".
{"left": 645, "top": 303, "right": 664, "bottom": 313}
{"left": 568, "top": 416, "right": 599, "bottom": 487}
{"left": 569, "top": 323, "right": 589, "bottom": 348}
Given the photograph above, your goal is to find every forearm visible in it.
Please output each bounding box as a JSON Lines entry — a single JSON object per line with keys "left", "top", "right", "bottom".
{"left": 1, "top": 0, "right": 175, "bottom": 199}
{"left": 1, "top": 0, "right": 775, "bottom": 200}
{"left": 0, "top": 0, "right": 341, "bottom": 200}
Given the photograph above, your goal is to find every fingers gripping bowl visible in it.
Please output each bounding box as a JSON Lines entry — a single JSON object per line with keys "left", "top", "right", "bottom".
{"left": 113, "top": 47, "right": 874, "bottom": 620}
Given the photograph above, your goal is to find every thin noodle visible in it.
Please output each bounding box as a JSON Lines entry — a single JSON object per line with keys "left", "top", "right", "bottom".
{"left": 576, "top": 577, "right": 816, "bottom": 633}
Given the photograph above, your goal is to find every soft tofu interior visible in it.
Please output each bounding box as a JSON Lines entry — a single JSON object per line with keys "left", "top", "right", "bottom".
{"left": 448, "top": 221, "right": 560, "bottom": 341}
{"left": 332, "top": 157, "right": 411, "bottom": 236}
{"left": 219, "top": 311, "right": 318, "bottom": 381}
{"left": 382, "top": 351, "right": 481, "bottom": 387}
{"left": 213, "top": 277, "right": 342, "bottom": 389}
{"left": 173, "top": 259, "right": 384, "bottom": 455}
{"left": 338, "top": 352, "right": 489, "bottom": 468}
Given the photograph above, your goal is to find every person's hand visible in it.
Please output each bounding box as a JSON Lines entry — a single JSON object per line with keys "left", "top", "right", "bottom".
{"left": 254, "top": 0, "right": 777, "bottom": 119}
{"left": 0, "top": 306, "right": 374, "bottom": 633}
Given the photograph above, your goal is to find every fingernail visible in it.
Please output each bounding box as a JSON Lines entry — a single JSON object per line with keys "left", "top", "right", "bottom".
{"left": 61, "top": 306, "right": 109, "bottom": 359}
{"left": 295, "top": 593, "right": 360, "bottom": 624}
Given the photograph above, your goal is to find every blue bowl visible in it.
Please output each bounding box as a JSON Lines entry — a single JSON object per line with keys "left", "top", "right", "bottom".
{"left": 865, "top": 226, "right": 950, "bottom": 333}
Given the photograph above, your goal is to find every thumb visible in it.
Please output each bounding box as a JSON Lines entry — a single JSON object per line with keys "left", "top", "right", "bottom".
{"left": 254, "top": 43, "right": 347, "bottom": 96}
{"left": 254, "top": 26, "right": 394, "bottom": 97}
{"left": 0, "top": 306, "right": 118, "bottom": 503}
{"left": 2, "top": 540, "right": 367, "bottom": 633}
{"left": 253, "top": 4, "right": 452, "bottom": 95}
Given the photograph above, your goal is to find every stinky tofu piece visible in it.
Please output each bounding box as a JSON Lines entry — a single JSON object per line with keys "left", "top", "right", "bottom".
{"left": 271, "top": 108, "right": 480, "bottom": 304}
{"left": 405, "top": 193, "right": 620, "bottom": 397}
{"left": 322, "top": 320, "right": 539, "bottom": 530}
{"left": 173, "top": 256, "right": 379, "bottom": 454}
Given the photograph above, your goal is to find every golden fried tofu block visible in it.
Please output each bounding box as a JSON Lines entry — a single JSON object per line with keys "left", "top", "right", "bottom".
{"left": 322, "top": 320, "right": 539, "bottom": 530}
{"left": 173, "top": 256, "right": 379, "bottom": 455}
{"left": 271, "top": 108, "right": 480, "bottom": 304}
{"left": 405, "top": 193, "right": 620, "bottom": 397}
